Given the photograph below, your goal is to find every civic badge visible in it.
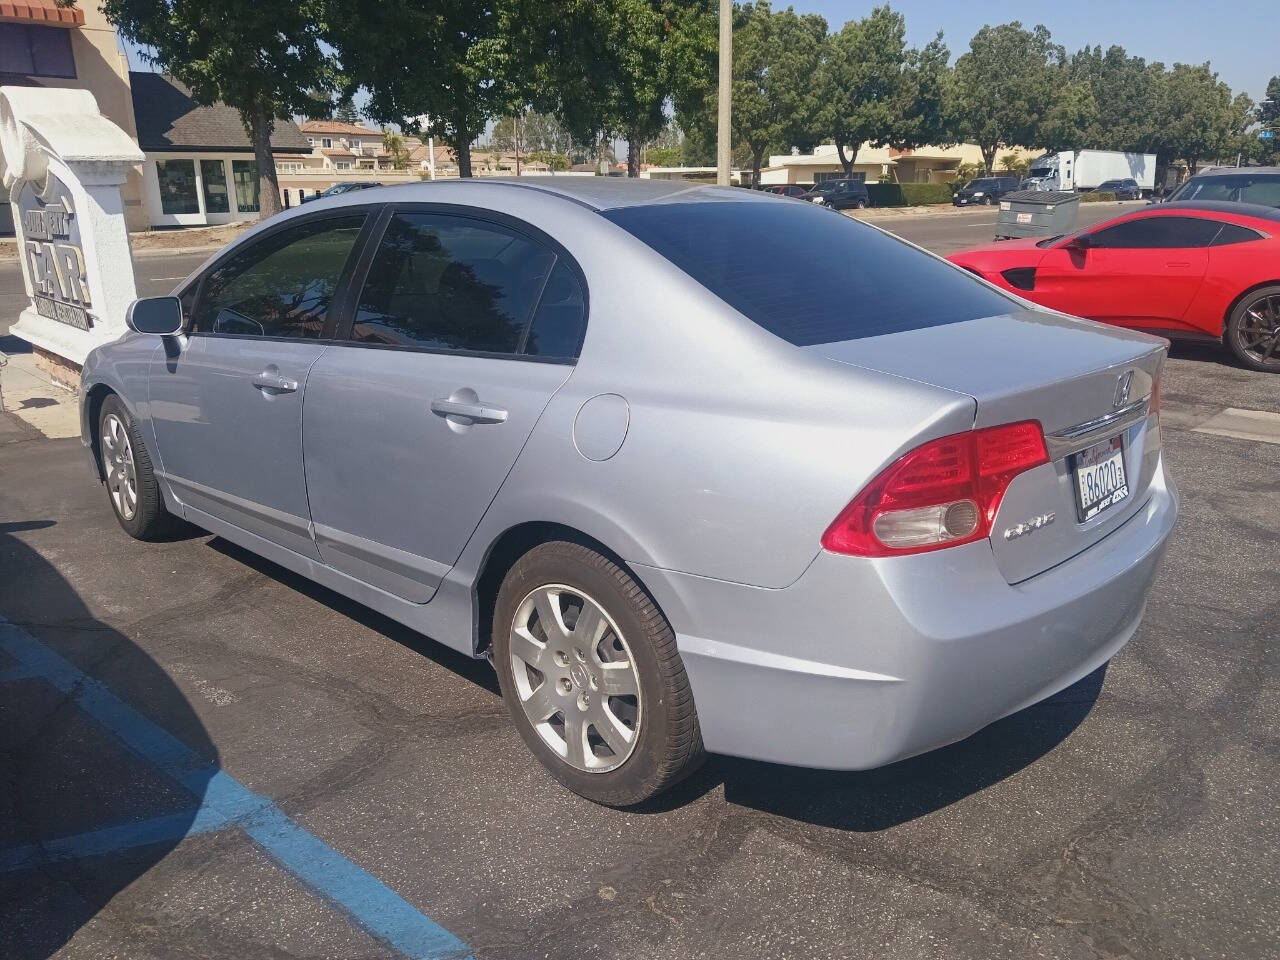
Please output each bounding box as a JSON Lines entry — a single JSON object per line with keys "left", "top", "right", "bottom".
{"left": 1113, "top": 370, "right": 1134, "bottom": 408}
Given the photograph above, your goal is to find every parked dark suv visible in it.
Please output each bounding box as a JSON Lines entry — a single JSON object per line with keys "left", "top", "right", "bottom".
{"left": 953, "top": 176, "right": 1021, "bottom": 206}
{"left": 1163, "top": 167, "right": 1280, "bottom": 208}
{"left": 805, "top": 179, "right": 871, "bottom": 210}
{"left": 1093, "top": 178, "right": 1141, "bottom": 200}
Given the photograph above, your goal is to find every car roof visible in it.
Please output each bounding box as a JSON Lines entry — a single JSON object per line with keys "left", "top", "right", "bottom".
{"left": 1185, "top": 166, "right": 1280, "bottom": 179}
{"left": 1157, "top": 200, "right": 1280, "bottom": 224}
{"left": 325, "top": 176, "right": 773, "bottom": 212}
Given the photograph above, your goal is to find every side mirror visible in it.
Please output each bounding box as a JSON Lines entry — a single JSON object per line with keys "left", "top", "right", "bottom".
{"left": 125, "top": 296, "right": 183, "bottom": 336}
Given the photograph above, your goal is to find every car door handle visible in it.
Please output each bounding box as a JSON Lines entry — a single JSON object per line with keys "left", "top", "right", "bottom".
{"left": 1165, "top": 261, "right": 1191, "bottom": 268}
{"left": 252, "top": 371, "right": 299, "bottom": 393}
{"left": 430, "top": 398, "right": 508, "bottom": 424}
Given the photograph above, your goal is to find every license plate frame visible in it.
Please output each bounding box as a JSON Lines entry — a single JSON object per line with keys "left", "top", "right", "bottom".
{"left": 1071, "top": 434, "right": 1129, "bottom": 522}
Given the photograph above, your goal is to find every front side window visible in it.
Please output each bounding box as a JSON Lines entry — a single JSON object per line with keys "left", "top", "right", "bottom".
{"left": 156, "top": 159, "right": 199, "bottom": 215}
{"left": 352, "top": 212, "right": 556, "bottom": 354}
{"left": 191, "top": 215, "right": 365, "bottom": 338}
{"left": 0, "top": 23, "right": 74, "bottom": 78}
{"left": 604, "top": 201, "right": 1014, "bottom": 346}
{"left": 1088, "top": 216, "right": 1223, "bottom": 249}
{"left": 231, "top": 160, "right": 260, "bottom": 213}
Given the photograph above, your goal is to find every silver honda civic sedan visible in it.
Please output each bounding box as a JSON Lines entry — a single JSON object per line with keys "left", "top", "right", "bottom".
{"left": 80, "top": 178, "right": 1178, "bottom": 805}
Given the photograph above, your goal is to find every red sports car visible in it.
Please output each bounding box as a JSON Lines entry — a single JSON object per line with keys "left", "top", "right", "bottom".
{"left": 948, "top": 201, "right": 1280, "bottom": 371}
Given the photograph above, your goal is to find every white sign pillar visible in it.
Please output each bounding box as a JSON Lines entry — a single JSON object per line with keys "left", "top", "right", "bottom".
{"left": 1, "top": 86, "right": 145, "bottom": 367}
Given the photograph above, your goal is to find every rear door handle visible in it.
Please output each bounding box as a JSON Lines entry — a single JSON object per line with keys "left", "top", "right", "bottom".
{"left": 252, "top": 370, "right": 299, "bottom": 393}
{"left": 430, "top": 398, "right": 508, "bottom": 424}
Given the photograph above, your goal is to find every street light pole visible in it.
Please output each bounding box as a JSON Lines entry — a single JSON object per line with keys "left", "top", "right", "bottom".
{"left": 716, "top": 0, "right": 732, "bottom": 186}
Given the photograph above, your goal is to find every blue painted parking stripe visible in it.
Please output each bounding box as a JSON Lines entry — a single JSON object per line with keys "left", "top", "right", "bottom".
{"left": 0, "top": 619, "right": 472, "bottom": 960}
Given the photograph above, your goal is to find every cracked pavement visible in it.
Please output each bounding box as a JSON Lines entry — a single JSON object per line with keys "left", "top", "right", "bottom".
{"left": 1, "top": 252, "right": 1277, "bottom": 959}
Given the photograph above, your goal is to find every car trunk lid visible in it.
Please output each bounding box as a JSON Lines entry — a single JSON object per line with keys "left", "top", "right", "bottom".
{"left": 813, "top": 308, "right": 1167, "bottom": 583}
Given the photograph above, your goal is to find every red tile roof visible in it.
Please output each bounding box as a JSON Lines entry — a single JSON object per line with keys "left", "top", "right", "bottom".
{"left": 0, "top": 0, "right": 84, "bottom": 25}
{"left": 300, "top": 120, "right": 382, "bottom": 138}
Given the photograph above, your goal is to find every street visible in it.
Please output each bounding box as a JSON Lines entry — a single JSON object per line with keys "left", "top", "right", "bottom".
{"left": 2, "top": 209, "right": 1278, "bottom": 960}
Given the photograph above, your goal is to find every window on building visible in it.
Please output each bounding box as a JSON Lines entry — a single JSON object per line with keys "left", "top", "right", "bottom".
{"left": 0, "top": 24, "right": 75, "bottom": 79}
{"left": 229, "top": 160, "right": 259, "bottom": 213}
{"left": 322, "top": 137, "right": 333, "bottom": 148}
{"left": 156, "top": 159, "right": 200, "bottom": 215}
{"left": 307, "top": 137, "right": 315, "bottom": 146}
{"left": 192, "top": 215, "right": 365, "bottom": 338}
{"left": 336, "top": 161, "right": 351, "bottom": 170}
{"left": 200, "top": 159, "right": 230, "bottom": 214}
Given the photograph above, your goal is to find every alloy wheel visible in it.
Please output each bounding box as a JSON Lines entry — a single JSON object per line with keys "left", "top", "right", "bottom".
{"left": 101, "top": 413, "right": 138, "bottom": 520}
{"left": 1238, "top": 294, "right": 1280, "bottom": 366}
{"left": 508, "top": 584, "right": 641, "bottom": 773}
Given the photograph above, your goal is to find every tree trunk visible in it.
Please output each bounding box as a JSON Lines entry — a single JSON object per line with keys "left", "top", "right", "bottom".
{"left": 836, "top": 140, "right": 857, "bottom": 178}
{"left": 752, "top": 146, "right": 765, "bottom": 188}
{"left": 627, "top": 132, "right": 640, "bottom": 177}
{"left": 456, "top": 130, "right": 473, "bottom": 178}
{"left": 981, "top": 145, "right": 997, "bottom": 175}
{"left": 248, "top": 102, "right": 283, "bottom": 219}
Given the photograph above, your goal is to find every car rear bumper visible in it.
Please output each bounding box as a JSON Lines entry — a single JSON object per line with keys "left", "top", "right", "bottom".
{"left": 634, "top": 455, "right": 1177, "bottom": 770}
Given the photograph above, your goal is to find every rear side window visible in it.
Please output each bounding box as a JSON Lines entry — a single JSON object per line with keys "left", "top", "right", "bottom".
{"left": 524, "top": 262, "right": 586, "bottom": 359}
{"left": 1211, "top": 223, "right": 1264, "bottom": 246}
{"left": 603, "top": 201, "right": 1013, "bottom": 346}
{"left": 352, "top": 212, "right": 556, "bottom": 354}
{"left": 1089, "top": 216, "right": 1222, "bottom": 249}
{"left": 192, "top": 215, "right": 365, "bottom": 337}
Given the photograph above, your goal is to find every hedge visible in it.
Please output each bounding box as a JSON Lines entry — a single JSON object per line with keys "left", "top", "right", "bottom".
{"left": 1080, "top": 191, "right": 1118, "bottom": 203}
{"left": 864, "top": 182, "right": 953, "bottom": 207}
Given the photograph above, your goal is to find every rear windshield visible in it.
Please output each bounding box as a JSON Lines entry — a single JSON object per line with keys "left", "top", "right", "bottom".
{"left": 602, "top": 201, "right": 1013, "bottom": 346}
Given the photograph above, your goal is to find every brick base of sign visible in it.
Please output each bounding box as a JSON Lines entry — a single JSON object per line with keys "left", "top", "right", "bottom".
{"left": 33, "top": 347, "right": 80, "bottom": 393}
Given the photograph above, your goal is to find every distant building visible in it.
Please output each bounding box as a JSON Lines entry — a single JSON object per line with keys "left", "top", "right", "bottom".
{"left": 756, "top": 142, "right": 1033, "bottom": 188}
{"left": 131, "top": 72, "right": 310, "bottom": 226}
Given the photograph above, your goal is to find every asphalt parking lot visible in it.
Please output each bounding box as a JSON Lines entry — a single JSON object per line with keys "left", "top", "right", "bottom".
{"left": 2, "top": 209, "right": 1278, "bottom": 959}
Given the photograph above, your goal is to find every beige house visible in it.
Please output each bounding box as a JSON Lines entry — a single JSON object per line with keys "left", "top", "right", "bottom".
{"left": 298, "top": 120, "right": 397, "bottom": 172}
{"left": 759, "top": 142, "right": 1035, "bottom": 188}
{"left": 0, "top": 0, "right": 146, "bottom": 230}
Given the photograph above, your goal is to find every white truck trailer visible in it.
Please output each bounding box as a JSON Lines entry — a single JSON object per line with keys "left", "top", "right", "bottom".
{"left": 1024, "top": 150, "right": 1157, "bottom": 195}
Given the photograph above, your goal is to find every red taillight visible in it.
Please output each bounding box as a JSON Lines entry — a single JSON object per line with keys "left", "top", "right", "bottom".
{"left": 821, "top": 421, "right": 1049, "bottom": 557}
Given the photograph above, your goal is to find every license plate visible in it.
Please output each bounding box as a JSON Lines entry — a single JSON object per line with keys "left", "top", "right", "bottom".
{"left": 1016, "top": 212, "right": 1032, "bottom": 224}
{"left": 1072, "top": 436, "right": 1129, "bottom": 521}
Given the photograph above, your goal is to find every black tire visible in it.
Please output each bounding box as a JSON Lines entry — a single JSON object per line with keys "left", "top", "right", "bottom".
{"left": 492, "top": 541, "right": 704, "bottom": 806}
{"left": 856, "top": 198, "right": 868, "bottom": 209}
{"left": 98, "top": 394, "right": 182, "bottom": 540}
{"left": 1225, "top": 285, "right": 1280, "bottom": 373}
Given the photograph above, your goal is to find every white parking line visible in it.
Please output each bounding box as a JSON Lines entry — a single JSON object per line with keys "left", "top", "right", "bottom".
{"left": 1191, "top": 407, "right": 1280, "bottom": 445}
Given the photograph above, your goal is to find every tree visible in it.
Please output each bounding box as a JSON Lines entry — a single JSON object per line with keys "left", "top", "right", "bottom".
{"left": 333, "top": 96, "right": 361, "bottom": 126}
{"left": 732, "top": 1, "right": 827, "bottom": 185}
{"left": 381, "top": 128, "right": 410, "bottom": 169}
{"left": 646, "top": 143, "right": 684, "bottom": 166}
{"left": 953, "top": 23, "right": 1059, "bottom": 172}
{"left": 1259, "top": 76, "right": 1280, "bottom": 164}
{"left": 997, "top": 150, "right": 1030, "bottom": 176}
{"left": 329, "top": 0, "right": 508, "bottom": 177}
{"left": 817, "top": 7, "right": 950, "bottom": 178}
{"left": 102, "top": 0, "right": 337, "bottom": 218}
{"left": 1152, "top": 63, "right": 1248, "bottom": 171}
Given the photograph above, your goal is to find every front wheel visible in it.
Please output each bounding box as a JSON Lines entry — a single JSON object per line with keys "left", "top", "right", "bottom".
{"left": 492, "top": 541, "right": 704, "bottom": 806}
{"left": 1226, "top": 285, "right": 1280, "bottom": 372}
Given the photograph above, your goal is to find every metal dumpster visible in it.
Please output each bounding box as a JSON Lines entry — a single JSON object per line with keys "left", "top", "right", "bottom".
{"left": 994, "top": 190, "right": 1080, "bottom": 239}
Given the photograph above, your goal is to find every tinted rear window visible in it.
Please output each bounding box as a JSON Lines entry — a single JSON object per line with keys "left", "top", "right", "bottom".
{"left": 603, "top": 201, "right": 1013, "bottom": 346}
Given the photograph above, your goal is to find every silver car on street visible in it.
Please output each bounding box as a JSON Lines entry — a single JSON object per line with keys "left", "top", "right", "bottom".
{"left": 80, "top": 179, "right": 1178, "bottom": 805}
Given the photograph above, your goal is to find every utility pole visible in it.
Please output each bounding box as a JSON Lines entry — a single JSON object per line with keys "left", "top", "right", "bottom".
{"left": 716, "top": 0, "right": 732, "bottom": 186}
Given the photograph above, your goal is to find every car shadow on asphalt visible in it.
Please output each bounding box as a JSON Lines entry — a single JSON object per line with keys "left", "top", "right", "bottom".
{"left": 206, "top": 534, "right": 1107, "bottom": 830}
{"left": 649, "top": 666, "right": 1106, "bottom": 830}
{"left": 0, "top": 522, "right": 218, "bottom": 960}
{"left": 207, "top": 538, "right": 502, "bottom": 696}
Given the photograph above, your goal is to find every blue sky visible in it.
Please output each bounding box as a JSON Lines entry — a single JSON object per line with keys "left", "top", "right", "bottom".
{"left": 805, "top": 0, "right": 1273, "bottom": 101}
{"left": 120, "top": 0, "right": 1274, "bottom": 105}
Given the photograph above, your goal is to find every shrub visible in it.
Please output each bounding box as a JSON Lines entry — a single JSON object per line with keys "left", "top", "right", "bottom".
{"left": 900, "top": 182, "right": 953, "bottom": 206}
{"left": 1080, "top": 191, "right": 1117, "bottom": 203}
{"left": 866, "top": 182, "right": 904, "bottom": 206}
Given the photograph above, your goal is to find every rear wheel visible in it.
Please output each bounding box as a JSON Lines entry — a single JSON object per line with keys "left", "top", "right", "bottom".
{"left": 492, "top": 541, "right": 704, "bottom": 806}
{"left": 99, "top": 395, "right": 181, "bottom": 539}
{"left": 1226, "top": 285, "right": 1280, "bottom": 372}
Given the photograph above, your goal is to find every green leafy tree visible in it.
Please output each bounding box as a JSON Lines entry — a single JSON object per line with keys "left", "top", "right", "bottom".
{"left": 817, "top": 6, "right": 950, "bottom": 177}
{"left": 1153, "top": 63, "right": 1250, "bottom": 171}
{"left": 526, "top": 150, "right": 572, "bottom": 171}
{"left": 646, "top": 143, "right": 684, "bottom": 166}
{"left": 381, "top": 128, "right": 410, "bottom": 169}
{"left": 953, "top": 22, "right": 1060, "bottom": 172}
{"left": 997, "top": 150, "right": 1030, "bottom": 176}
{"left": 333, "top": 96, "right": 361, "bottom": 126}
{"left": 1259, "top": 76, "right": 1280, "bottom": 163}
{"left": 101, "top": 0, "right": 338, "bottom": 218}
{"left": 732, "top": 1, "right": 827, "bottom": 185}
{"left": 329, "top": 0, "right": 508, "bottom": 177}
{"left": 1037, "top": 79, "right": 1098, "bottom": 151}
